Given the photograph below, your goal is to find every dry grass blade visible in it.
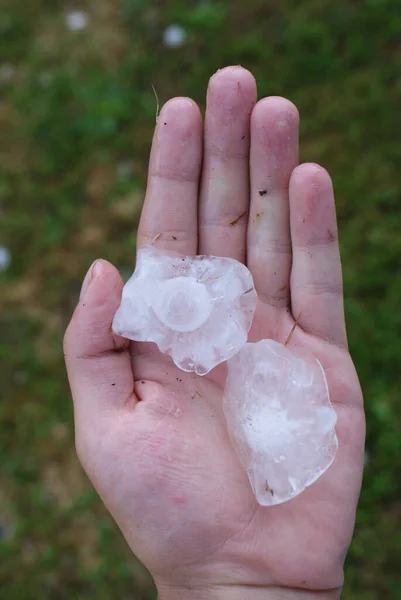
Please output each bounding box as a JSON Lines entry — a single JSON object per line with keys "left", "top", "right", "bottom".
{"left": 284, "top": 312, "right": 302, "bottom": 347}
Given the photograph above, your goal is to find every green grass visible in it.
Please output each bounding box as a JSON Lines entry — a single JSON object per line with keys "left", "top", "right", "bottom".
{"left": 1, "top": 0, "right": 401, "bottom": 597}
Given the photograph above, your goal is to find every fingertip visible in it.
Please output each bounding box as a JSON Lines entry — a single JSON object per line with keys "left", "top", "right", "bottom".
{"left": 80, "top": 259, "right": 124, "bottom": 309}
{"left": 92, "top": 257, "right": 105, "bottom": 278}
{"left": 91, "top": 258, "right": 120, "bottom": 283}
{"left": 205, "top": 67, "right": 257, "bottom": 134}
{"left": 208, "top": 65, "right": 257, "bottom": 96}
{"left": 291, "top": 163, "right": 332, "bottom": 190}
{"left": 250, "top": 96, "right": 299, "bottom": 174}
{"left": 249, "top": 96, "right": 299, "bottom": 195}
{"left": 158, "top": 97, "right": 202, "bottom": 131}
{"left": 149, "top": 96, "right": 203, "bottom": 183}
{"left": 290, "top": 163, "right": 336, "bottom": 228}
{"left": 79, "top": 259, "right": 97, "bottom": 300}
{"left": 65, "top": 260, "right": 125, "bottom": 355}
{"left": 252, "top": 96, "right": 300, "bottom": 127}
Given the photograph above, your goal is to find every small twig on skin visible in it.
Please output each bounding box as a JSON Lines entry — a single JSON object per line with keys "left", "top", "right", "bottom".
{"left": 229, "top": 210, "right": 248, "bottom": 226}
{"left": 265, "top": 480, "right": 274, "bottom": 496}
{"left": 151, "top": 232, "right": 162, "bottom": 243}
{"left": 151, "top": 83, "right": 160, "bottom": 123}
{"left": 284, "top": 312, "right": 302, "bottom": 347}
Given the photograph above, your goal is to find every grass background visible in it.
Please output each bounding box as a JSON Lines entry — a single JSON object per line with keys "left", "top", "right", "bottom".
{"left": 1, "top": 0, "right": 401, "bottom": 597}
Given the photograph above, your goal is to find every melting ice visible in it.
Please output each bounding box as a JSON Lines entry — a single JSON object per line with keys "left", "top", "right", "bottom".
{"left": 112, "top": 245, "right": 257, "bottom": 375}
{"left": 223, "top": 340, "right": 338, "bottom": 506}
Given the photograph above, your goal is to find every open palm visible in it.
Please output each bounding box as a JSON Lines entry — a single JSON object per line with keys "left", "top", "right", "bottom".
{"left": 64, "top": 67, "right": 365, "bottom": 600}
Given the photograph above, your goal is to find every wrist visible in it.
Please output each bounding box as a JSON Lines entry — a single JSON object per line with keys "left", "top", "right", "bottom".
{"left": 157, "top": 583, "right": 341, "bottom": 600}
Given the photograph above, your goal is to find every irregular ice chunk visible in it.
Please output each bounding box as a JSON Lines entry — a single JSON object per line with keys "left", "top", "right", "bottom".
{"left": 223, "top": 340, "right": 338, "bottom": 506}
{"left": 112, "top": 245, "right": 257, "bottom": 375}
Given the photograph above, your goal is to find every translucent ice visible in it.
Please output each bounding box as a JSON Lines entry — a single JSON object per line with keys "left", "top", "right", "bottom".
{"left": 112, "top": 245, "right": 257, "bottom": 375}
{"left": 223, "top": 340, "right": 338, "bottom": 506}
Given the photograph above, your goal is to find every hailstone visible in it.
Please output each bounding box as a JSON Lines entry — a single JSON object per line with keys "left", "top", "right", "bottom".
{"left": 223, "top": 339, "right": 338, "bottom": 506}
{"left": 112, "top": 245, "right": 257, "bottom": 375}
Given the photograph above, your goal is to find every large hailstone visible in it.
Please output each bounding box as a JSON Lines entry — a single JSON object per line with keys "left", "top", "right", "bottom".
{"left": 112, "top": 245, "right": 257, "bottom": 375}
{"left": 223, "top": 340, "right": 338, "bottom": 506}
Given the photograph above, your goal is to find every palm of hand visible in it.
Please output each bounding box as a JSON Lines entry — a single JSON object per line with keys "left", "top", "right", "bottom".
{"left": 65, "top": 68, "right": 365, "bottom": 597}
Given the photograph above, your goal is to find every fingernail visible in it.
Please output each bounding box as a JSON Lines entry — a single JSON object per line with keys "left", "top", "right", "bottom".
{"left": 80, "top": 260, "right": 102, "bottom": 300}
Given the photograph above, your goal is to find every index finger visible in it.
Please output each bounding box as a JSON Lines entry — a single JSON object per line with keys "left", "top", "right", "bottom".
{"left": 137, "top": 97, "right": 203, "bottom": 255}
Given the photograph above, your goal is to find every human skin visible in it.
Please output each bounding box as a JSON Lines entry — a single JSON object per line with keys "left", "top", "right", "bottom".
{"left": 64, "top": 66, "right": 365, "bottom": 599}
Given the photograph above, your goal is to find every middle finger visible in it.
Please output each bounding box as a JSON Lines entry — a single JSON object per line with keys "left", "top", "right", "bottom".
{"left": 198, "top": 66, "right": 257, "bottom": 261}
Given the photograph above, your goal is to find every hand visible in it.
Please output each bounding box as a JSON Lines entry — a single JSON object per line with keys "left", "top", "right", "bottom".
{"left": 64, "top": 67, "right": 365, "bottom": 600}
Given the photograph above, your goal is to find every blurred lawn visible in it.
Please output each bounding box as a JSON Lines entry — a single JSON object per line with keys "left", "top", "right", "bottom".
{"left": 1, "top": 0, "right": 401, "bottom": 598}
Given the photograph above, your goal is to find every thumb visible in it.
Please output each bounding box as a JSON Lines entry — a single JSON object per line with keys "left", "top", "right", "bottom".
{"left": 64, "top": 259, "right": 136, "bottom": 423}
